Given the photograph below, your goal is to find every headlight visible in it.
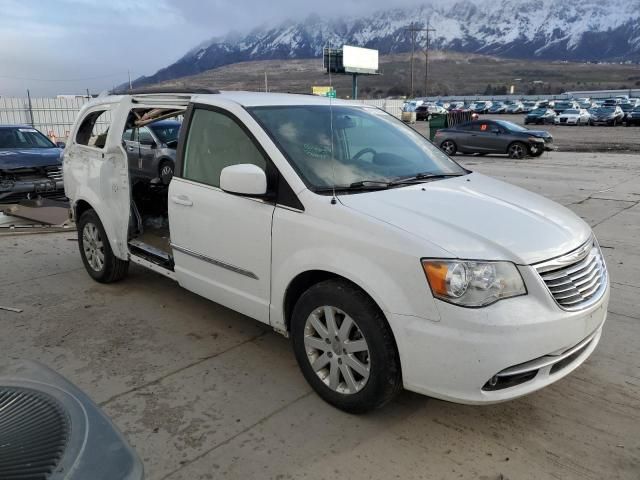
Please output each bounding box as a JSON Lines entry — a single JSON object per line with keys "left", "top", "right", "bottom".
{"left": 421, "top": 259, "right": 526, "bottom": 307}
{"left": 528, "top": 136, "right": 544, "bottom": 142}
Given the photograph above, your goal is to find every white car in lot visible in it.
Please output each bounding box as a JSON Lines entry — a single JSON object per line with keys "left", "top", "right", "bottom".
{"left": 63, "top": 90, "right": 609, "bottom": 412}
{"left": 554, "top": 108, "right": 591, "bottom": 126}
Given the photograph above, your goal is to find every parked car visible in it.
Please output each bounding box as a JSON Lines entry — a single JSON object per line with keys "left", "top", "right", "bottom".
{"left": 471, "top": 101, "right": 492, "bottom": 114}
{"left": 554, "top": 108, "right": 591, "bottom": 126}
{"left": 505, "top": 102, "right": 525, "bottom": 114}
{"left": 415, "top": 104, "right": 447, "bottom": 121}
{"left": 624, "top": 106, "right": 640, "bottom": 126}
{"left": 488, "top": 102, "right": 507, "bottom": 114}
{"left": 447, "top": 101, "right": 465, "bottom": 111}
{"left": 434, "top": 119, "right": 553, "bottom": 158}
{"left": 589, "top": 106, "right": 624, "bottom": 126}
{"left": 0, "top": 125, "right": 66, "bottom": 203}
{"left": 524, "top": 108, "right": 556, "bottom": 125}
{"left": 64, "top": 90, "right": 607, "bottom": 413}
{"left": 577, "top": 99, "right": 594, "bottom": 109}
{"left": 619, "top": 103, "right": 635, "bottom": 123}
{"left": 521, "top": 101, "right": 539, "bottom": 113}
{"left": 602, "top": 98, "right": 620, "bottom": 107}
{"left": 553, "top": 100, "right": 579, "bottom": 115}
{"left": 123, "top": 119, "right": 180, "bottom": 185}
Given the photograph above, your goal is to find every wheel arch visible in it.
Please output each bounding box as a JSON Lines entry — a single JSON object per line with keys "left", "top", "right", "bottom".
{"left": 284, "top": 270, "right": 386, "bottom": 335}
{"left": 282, "top": 268, "right": 403, "bottom": 378}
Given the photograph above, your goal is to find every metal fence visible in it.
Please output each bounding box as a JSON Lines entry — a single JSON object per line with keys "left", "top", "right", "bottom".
{"left": 0, "top": 96, "right": 407, "bottom": 141}
{"left": 0, "top": 96, "right": 94, "bottom": 139}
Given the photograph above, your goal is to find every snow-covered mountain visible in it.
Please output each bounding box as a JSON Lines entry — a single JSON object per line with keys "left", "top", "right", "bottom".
{"left": 135, "top": 0, "right": 640, "bottom": 86}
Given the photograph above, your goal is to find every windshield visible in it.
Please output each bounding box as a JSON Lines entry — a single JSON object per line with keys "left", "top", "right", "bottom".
{"left": 555, "top": 102, "right": 571, "bottom": 108}
{"left": 563, "top": 109, "right": 579, "bottom": 114}
{"left": 250, "top": 105, "right": 466, "bottom": 190}
{"left": 150, "top": 122, "right": 181, "bottom": 144}
{"left": 530, "top": 108, "right": 547, "bottom": 114}
{"left": 494, "top": 120, "right": 528, "bottom": 132}
{"left": 0, "top": 127, "right": 56, "bottom": 149}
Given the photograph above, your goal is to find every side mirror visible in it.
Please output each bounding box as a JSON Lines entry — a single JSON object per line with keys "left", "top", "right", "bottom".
{"left": 220, "top": 164, "right": 267, "bottom": 196}
{"left": 140, "top": 139, "right": 156, "bottom": 148}
{"left": 56, "top": 141, "right": 66, "bottom": 149}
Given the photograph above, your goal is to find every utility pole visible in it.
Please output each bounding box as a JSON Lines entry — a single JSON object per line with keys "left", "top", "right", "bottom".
{"left": 423, "top": 21, "right": 436, "bottom": 98}
{"left": 128, "top": 70, "right": 132, "bottom": 90}
{"left": 405, "top": 22, "right": 433, "bottom": 97}
{"left": 264, "top": 71, "right": 268, "bottom": 92}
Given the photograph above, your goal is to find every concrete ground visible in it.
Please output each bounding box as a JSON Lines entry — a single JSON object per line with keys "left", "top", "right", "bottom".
{"left": 1, "top": 151, "right": 639, "bottom": 480}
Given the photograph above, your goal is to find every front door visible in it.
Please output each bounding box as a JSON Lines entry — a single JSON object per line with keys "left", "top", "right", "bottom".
{"left": 168, "top": 105, "right": 274, "bottom": 324}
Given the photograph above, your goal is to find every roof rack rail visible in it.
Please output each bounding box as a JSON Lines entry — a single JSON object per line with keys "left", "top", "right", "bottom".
{"left": 112, "top": 87, "right": 220, "bottom": 95}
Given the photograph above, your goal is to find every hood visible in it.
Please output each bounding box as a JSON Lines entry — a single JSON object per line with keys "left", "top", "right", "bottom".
{"left": 526, "top": 130, "right": 552, "bottom": 139}
{"left": 338, "top": 173, "right": 591, "bottom": 264}
{"left": 0, "top": 148, "right": 62, "bottom": 170}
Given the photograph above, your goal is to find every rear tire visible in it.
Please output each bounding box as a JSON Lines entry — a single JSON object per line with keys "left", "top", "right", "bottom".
{"left": 440, "top": 140, "right": 457, "bottom": 156}
{"left": 508, "top": 142, "right": 527, "bottom": 159}
{"left": 78, "top": 209, "right": 129, "bottom": 283}
{"left": 291, "top": 279, "right": 402, "bottom": 414}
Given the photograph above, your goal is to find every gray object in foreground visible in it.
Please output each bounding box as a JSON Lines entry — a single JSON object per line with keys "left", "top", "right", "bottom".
{"left": 0, "top": 360, "right": 143, "bottom": 480}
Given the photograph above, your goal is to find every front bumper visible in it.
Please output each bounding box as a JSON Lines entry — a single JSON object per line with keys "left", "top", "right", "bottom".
{"left": 0, "top": 177, "right": 65, "bottom": 203}
{"left": 389, "top": 265, "right": 609, "bottom": 404}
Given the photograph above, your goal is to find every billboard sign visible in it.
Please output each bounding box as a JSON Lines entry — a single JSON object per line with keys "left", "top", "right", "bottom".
{"left": 343, "top": 45, "right": 378, "bottom": 75}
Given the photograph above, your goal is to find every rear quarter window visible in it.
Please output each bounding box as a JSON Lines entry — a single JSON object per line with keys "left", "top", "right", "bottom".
{"left": 75, "top": 110, "right": 111, "bottom": 148}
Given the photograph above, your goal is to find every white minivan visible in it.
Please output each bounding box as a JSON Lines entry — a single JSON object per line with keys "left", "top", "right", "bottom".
{"left": 63, "top": 90, "right": 609, "bottom": 413}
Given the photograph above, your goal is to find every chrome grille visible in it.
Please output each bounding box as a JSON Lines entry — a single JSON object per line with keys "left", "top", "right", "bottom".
{"left": 46, "top": 166, "right": 64, "bottom": 181}
{"left": 534, "top": 238, "right": 608, "bottom": 311}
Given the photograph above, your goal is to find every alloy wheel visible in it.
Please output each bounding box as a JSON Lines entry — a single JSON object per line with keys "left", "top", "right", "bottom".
{"left": 508, "top": 143, "right": 526, "bottom": 159}
{"left": 82, "top": 222, "right": 104, "bottom": 272}
{"left": 303, "top": 306, "right": 371, "bottom": 395}
{"left": 441, "top": 140, "right": 456, "bottom": 155}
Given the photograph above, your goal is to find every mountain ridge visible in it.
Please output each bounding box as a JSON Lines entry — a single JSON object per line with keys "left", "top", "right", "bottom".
{"left": 133, "top": 0, "right": 640, "bottom": 87}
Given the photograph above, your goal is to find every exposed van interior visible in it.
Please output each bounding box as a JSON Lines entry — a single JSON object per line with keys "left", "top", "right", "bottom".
{"left": 124, "top": 107, "right": 185, "bottom": 270}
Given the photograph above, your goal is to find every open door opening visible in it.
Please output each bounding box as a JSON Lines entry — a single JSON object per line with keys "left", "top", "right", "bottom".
{"left": 123, "top": 107, "right": 185, "bottom": 271}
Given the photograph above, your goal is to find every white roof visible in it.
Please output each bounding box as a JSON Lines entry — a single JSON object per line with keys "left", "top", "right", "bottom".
{"left": 209, "top": 91, "right": 359, "bottom": 107}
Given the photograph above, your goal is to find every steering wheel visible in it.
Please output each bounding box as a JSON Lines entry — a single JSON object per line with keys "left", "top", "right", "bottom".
{"left": 351, "top": 147, "right": 377, "bottom": 162}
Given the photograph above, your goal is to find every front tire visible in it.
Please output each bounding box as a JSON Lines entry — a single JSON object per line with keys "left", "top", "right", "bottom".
{"left": 78, "top": 209, "right": 129, "bottom": 283}
{"left": 291, "top": 280, "right": 401, "bottom": 413}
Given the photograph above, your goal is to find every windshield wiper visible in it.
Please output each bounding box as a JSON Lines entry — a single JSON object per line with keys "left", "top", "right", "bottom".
{"left": 388, "top": 172, "right": 466, "bottom": 186}
{"left": 314, "top": 181, "right": 391, "bottom": 193}
{"left": 313, "top": 173, "right": 465, "bottom": 194}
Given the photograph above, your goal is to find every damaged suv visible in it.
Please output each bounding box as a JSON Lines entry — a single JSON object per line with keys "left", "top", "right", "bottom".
{"left": 0, "top": 125, "right": 65, "bottom": 203}
{"left": 64, "top": 90, "right": 609, "bottom": 413}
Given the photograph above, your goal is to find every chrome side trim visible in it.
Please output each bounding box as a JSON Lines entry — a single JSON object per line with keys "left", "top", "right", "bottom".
{"left": 170, "top": 243, "right": 259, "bottom": 280}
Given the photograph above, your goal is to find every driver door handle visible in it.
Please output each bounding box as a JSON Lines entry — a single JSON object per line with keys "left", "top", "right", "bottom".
{"left": 171, "top": 195, "right": 193, "bottom": 207}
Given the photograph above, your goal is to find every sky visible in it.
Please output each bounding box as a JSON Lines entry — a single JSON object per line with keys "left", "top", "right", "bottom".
{"left": 0, "top": 0, "right": 425, "bottom": 96}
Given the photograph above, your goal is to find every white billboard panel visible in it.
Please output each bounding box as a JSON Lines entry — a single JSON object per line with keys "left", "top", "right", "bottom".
{"left": 343, "top": 45, "right": 378, "bottom": 74}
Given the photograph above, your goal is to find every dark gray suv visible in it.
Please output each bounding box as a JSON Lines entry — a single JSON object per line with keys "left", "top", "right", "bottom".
{"left": 434, "top": 120, "right": 553, "bottom": 159}
{"left": 123, "top": 119, "right": 180, "bottom": 184}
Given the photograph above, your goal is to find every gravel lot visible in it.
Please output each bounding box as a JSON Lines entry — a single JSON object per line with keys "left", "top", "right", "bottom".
{"left": 1, "top": 151, "right": 639, "bottom": 479}
{"left": 414, "top": 114, "right": 640, "bottom": 153}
